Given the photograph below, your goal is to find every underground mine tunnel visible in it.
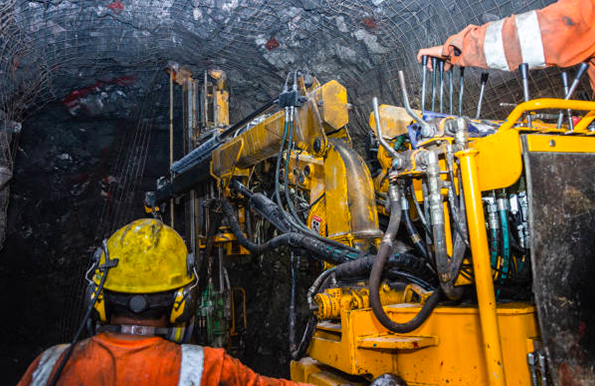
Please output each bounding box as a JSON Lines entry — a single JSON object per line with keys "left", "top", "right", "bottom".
{"left": 2, "top": 0, "right": 595, "bottom": 385}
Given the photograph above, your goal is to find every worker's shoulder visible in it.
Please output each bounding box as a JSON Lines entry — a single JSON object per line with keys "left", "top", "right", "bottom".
{"left": 38, "top": 343, "right": 70, "bottom": 362}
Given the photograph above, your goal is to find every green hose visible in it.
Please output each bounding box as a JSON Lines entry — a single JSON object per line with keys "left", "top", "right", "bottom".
{"left": 490, "top": 227, "right": 499, "bottom": 270}
{"left": 499, "top": 208, "right": 510, "bottom": 280}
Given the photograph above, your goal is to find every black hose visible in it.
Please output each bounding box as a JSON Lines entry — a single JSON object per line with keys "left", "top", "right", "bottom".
{"left": 369, "top": 189, "right": 441, "bottom": 333}
{"left": 369, "top": 185, "right": 442, "bottom": 333}
{"left": 410, "top": 183, "right": 432, "bottom": 238}
{"left": 221, "top": 198, "right": 357, "bottom": 265}
{"left": 230, "top": 180, "right": 361, "bottom": 254}
{"left": 334, "top": 253, "right": 436, "bottom": 287}
{"left": 291, "top": 267, "right": 336, "bottom": 360}
{"left": 369, "top": 245, "right": 442, "bottom": 333}
{"left": 288, "top": 253, "right": 299, "bottom": 354}
{"left": 290, "top": 315, "right": 317, "bottom": 360}
{"left": 385, "top": 269, "right": 434, "bottom": 292}
{"left": 402, "top": 207, "right": 433, "bottom": 269}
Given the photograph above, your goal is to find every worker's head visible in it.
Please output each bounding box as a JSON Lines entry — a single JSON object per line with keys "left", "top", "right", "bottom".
{"left": 87, "top": 218, "right": 197, "bottom": 341}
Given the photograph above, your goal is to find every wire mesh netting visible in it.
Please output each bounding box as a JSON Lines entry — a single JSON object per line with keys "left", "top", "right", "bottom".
{"left": 0, "top": 0, "right": 592, "bottom": 343}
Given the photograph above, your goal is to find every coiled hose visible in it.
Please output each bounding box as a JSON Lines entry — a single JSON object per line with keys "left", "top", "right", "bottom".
{"left": 369, "top": 184, "right": 442, "bottom": 333}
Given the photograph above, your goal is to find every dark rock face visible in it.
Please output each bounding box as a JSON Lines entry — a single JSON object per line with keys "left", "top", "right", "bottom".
{"left": 0, "top": 0, "right": 580, "bottom": 383}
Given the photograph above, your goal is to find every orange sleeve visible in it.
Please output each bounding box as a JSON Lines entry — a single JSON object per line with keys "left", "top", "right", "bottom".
{"left": 202, "top": 347, "right": 312, "bottom": 386}
{"left": 16, "top": 353, "right": 43, "bottom": 386}
{"left": 441, "top": 0, "right": 595, "bottom": 72}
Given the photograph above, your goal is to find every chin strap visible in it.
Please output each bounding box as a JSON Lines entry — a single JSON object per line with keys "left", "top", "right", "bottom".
{"left": 97, "top": 324, "right": 171, "bottom": 337}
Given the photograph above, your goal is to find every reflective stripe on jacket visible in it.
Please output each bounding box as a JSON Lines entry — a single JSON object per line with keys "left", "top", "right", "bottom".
{"left": 441, "top": 0, "right": 595, "bottom": 90}
{"left": 17, "top": 333, "right": 309, "bottom": 386}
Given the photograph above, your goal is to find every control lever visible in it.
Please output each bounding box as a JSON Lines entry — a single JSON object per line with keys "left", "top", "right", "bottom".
{"left": 421, "top": 55, "right": 428, "bottom": 112}
{"left": 398, "top": 70, "right": 434, "bottom": 138}
{"left": 561, "top": 72, "right": 574, "bottom": 131}
{"left": 439, "top": 60, "right": 445, "bottom": 114}
{"left": 458, "top": 67, "right": 465, "bottom": 117}
{"left": 557, "top": 62, "right": 589, "bottom": 129}
{"left": 519, "top": 63, "right": 532, "bottom": 128}
{"left": 372, "top": 97, "right": 399, "bottom": 159}
{"left": 431, "top": 57, "right": 437, "bottom": 111}
{"left": 448, "top": 67, "right": 454, "bottom": 115}
{"left": 475, "top": 72, "right": 489, "bottom": 120}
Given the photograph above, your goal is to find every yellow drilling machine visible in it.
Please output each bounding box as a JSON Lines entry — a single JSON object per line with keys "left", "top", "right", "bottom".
{"left": 145, "top": 63, "right": 595, "bottom": 386}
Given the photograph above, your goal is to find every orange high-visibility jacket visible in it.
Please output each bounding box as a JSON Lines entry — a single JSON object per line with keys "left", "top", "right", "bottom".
{"left": 17, "top": 333, "right": 311, "bottom": 386}
{"left": 441, "top": 0, "right": 595, "bottom": 90}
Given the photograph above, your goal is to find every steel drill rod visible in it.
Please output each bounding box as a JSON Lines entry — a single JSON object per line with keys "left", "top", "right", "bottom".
{"left": 557, "top": 62, "right": 589, "bottom": 129}
{"left": 439, "top": 60, "right": 444, "bottom": 113}
{"left": 475, "top": 72, "right": 489, "bottom": 120}
{"left": 421, "top": 55, "right": 428, "bottom": 112}
{"left": 449, "top": 67, "right": 454, "bottom": 115}
{"left": 431, "top": 57, "right": 437, "bottom": 111}
{"left": 519, "top": 63, "right": 532, "bottom": 127}
{"left": 458, "top": 67, "right": 465, "bottom": 116}
{"left": 561, "top": 71, "right": 574, "bottom": 130}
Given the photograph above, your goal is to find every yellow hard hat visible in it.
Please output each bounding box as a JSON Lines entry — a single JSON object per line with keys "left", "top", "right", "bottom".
{"left": 94, "top": 218, "right": 194, "bottom": 294}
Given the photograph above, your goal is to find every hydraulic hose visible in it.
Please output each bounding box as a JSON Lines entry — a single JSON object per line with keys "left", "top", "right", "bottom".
{"left": 447, "top": 178, "right": 469, "bottom": 286}
{"left": 369, "top": 184, "right": 441, "bottom": 333}
{"left": 221, "top": 198, "right": 357, "bottom": 265}
{"left": 334, "top": 252, "right": 437, "bottom": 289}
{"left": 410, "top": 183, "right": 432, "bottom": 237}
{"left": 370, "top": 241, "right": 442, "bottom": 333}
{"left": 402, "top": 205, "right": 432, "bottom": 268}
{"left": 231, "top": 180, "right": 361, "bottom": 254}
{"left": 288, "top": 252, "right": 299, "bottom": 355}
{"left": 498, "top": 197, "right": 510, "bottom": 281}
{"left": 291, "top": 267, "right": 336, "bottom": 360}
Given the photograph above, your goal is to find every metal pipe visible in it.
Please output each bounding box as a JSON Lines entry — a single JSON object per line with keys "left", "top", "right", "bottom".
{"left": 519, "top": 63, "right": 532, "bottom": 127}
{"left": 439, "top": 60, "right": 445, "bottom": 114}
{"left": 475, "top": 73, "right": 489, "bottom": 120}
{"left": 456, "top": 148, "right": 507, "bottom": 386}
{"left": 421, "top": 55, "right": 428, "bottom": 112}
{"left": 431, "top": 57, "right": 437, "bottom": 111}
{"left": 557, "top": 62, "right": 589, "bottom": 129}
{"left": 561, "top": 72, "right": 574, "bottom": 130}
{"left": 398, "top": 71, "right": 434, "bottom": 138}
{"left": 372, "top": 97, "right": 400, "bottom": 159}
{"left": 498, "top": 98, "right": 595, "bottom": 132}
{"left": 426, "top": 151, "right": 449, "bottom": 285}
{"left": 459, "top": 67, "right": 465, "bottom": 117}
{"left": 220, "top": 97, "right": 278, "bottom": 139}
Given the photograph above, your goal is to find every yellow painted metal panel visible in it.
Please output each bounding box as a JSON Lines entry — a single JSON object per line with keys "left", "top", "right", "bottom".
{"left": 357, "top": 334, "right": 438, "bottom": 350}
{"left": 369, "top": 104, "right": 415, "bottom": 139}
{"left": 470, "top": 128, "right": 523, "bottom": 191}
{"left": 305, "top": 304, "right": 537, "bottom": 386}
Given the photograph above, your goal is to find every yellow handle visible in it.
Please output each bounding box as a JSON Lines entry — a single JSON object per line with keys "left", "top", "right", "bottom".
{"left": 499, "top": 98, "right": 595, "bottom": 132}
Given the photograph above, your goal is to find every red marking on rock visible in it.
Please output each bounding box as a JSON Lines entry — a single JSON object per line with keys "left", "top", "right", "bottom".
{"left": 578, "top": 320, "right": 586, "bottom": 340}
{"left": 108, "top": 0, "right": 124, "bottom": 13}
{"left": 62, "top": 75, "right": 135, "bottom": 109}
{"left": 559, "top": 362, "right": 573, "bottom": 386}
{"left": 265, "top": 37, "right": 279, "bottom": 51}
{"left": 361, "top": 16, "right": 376, "bottom": 29}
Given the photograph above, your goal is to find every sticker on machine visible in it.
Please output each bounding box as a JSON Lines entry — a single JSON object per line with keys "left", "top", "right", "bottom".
{"left": 311, "top": 215, "right": 322, "bottom": 235}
